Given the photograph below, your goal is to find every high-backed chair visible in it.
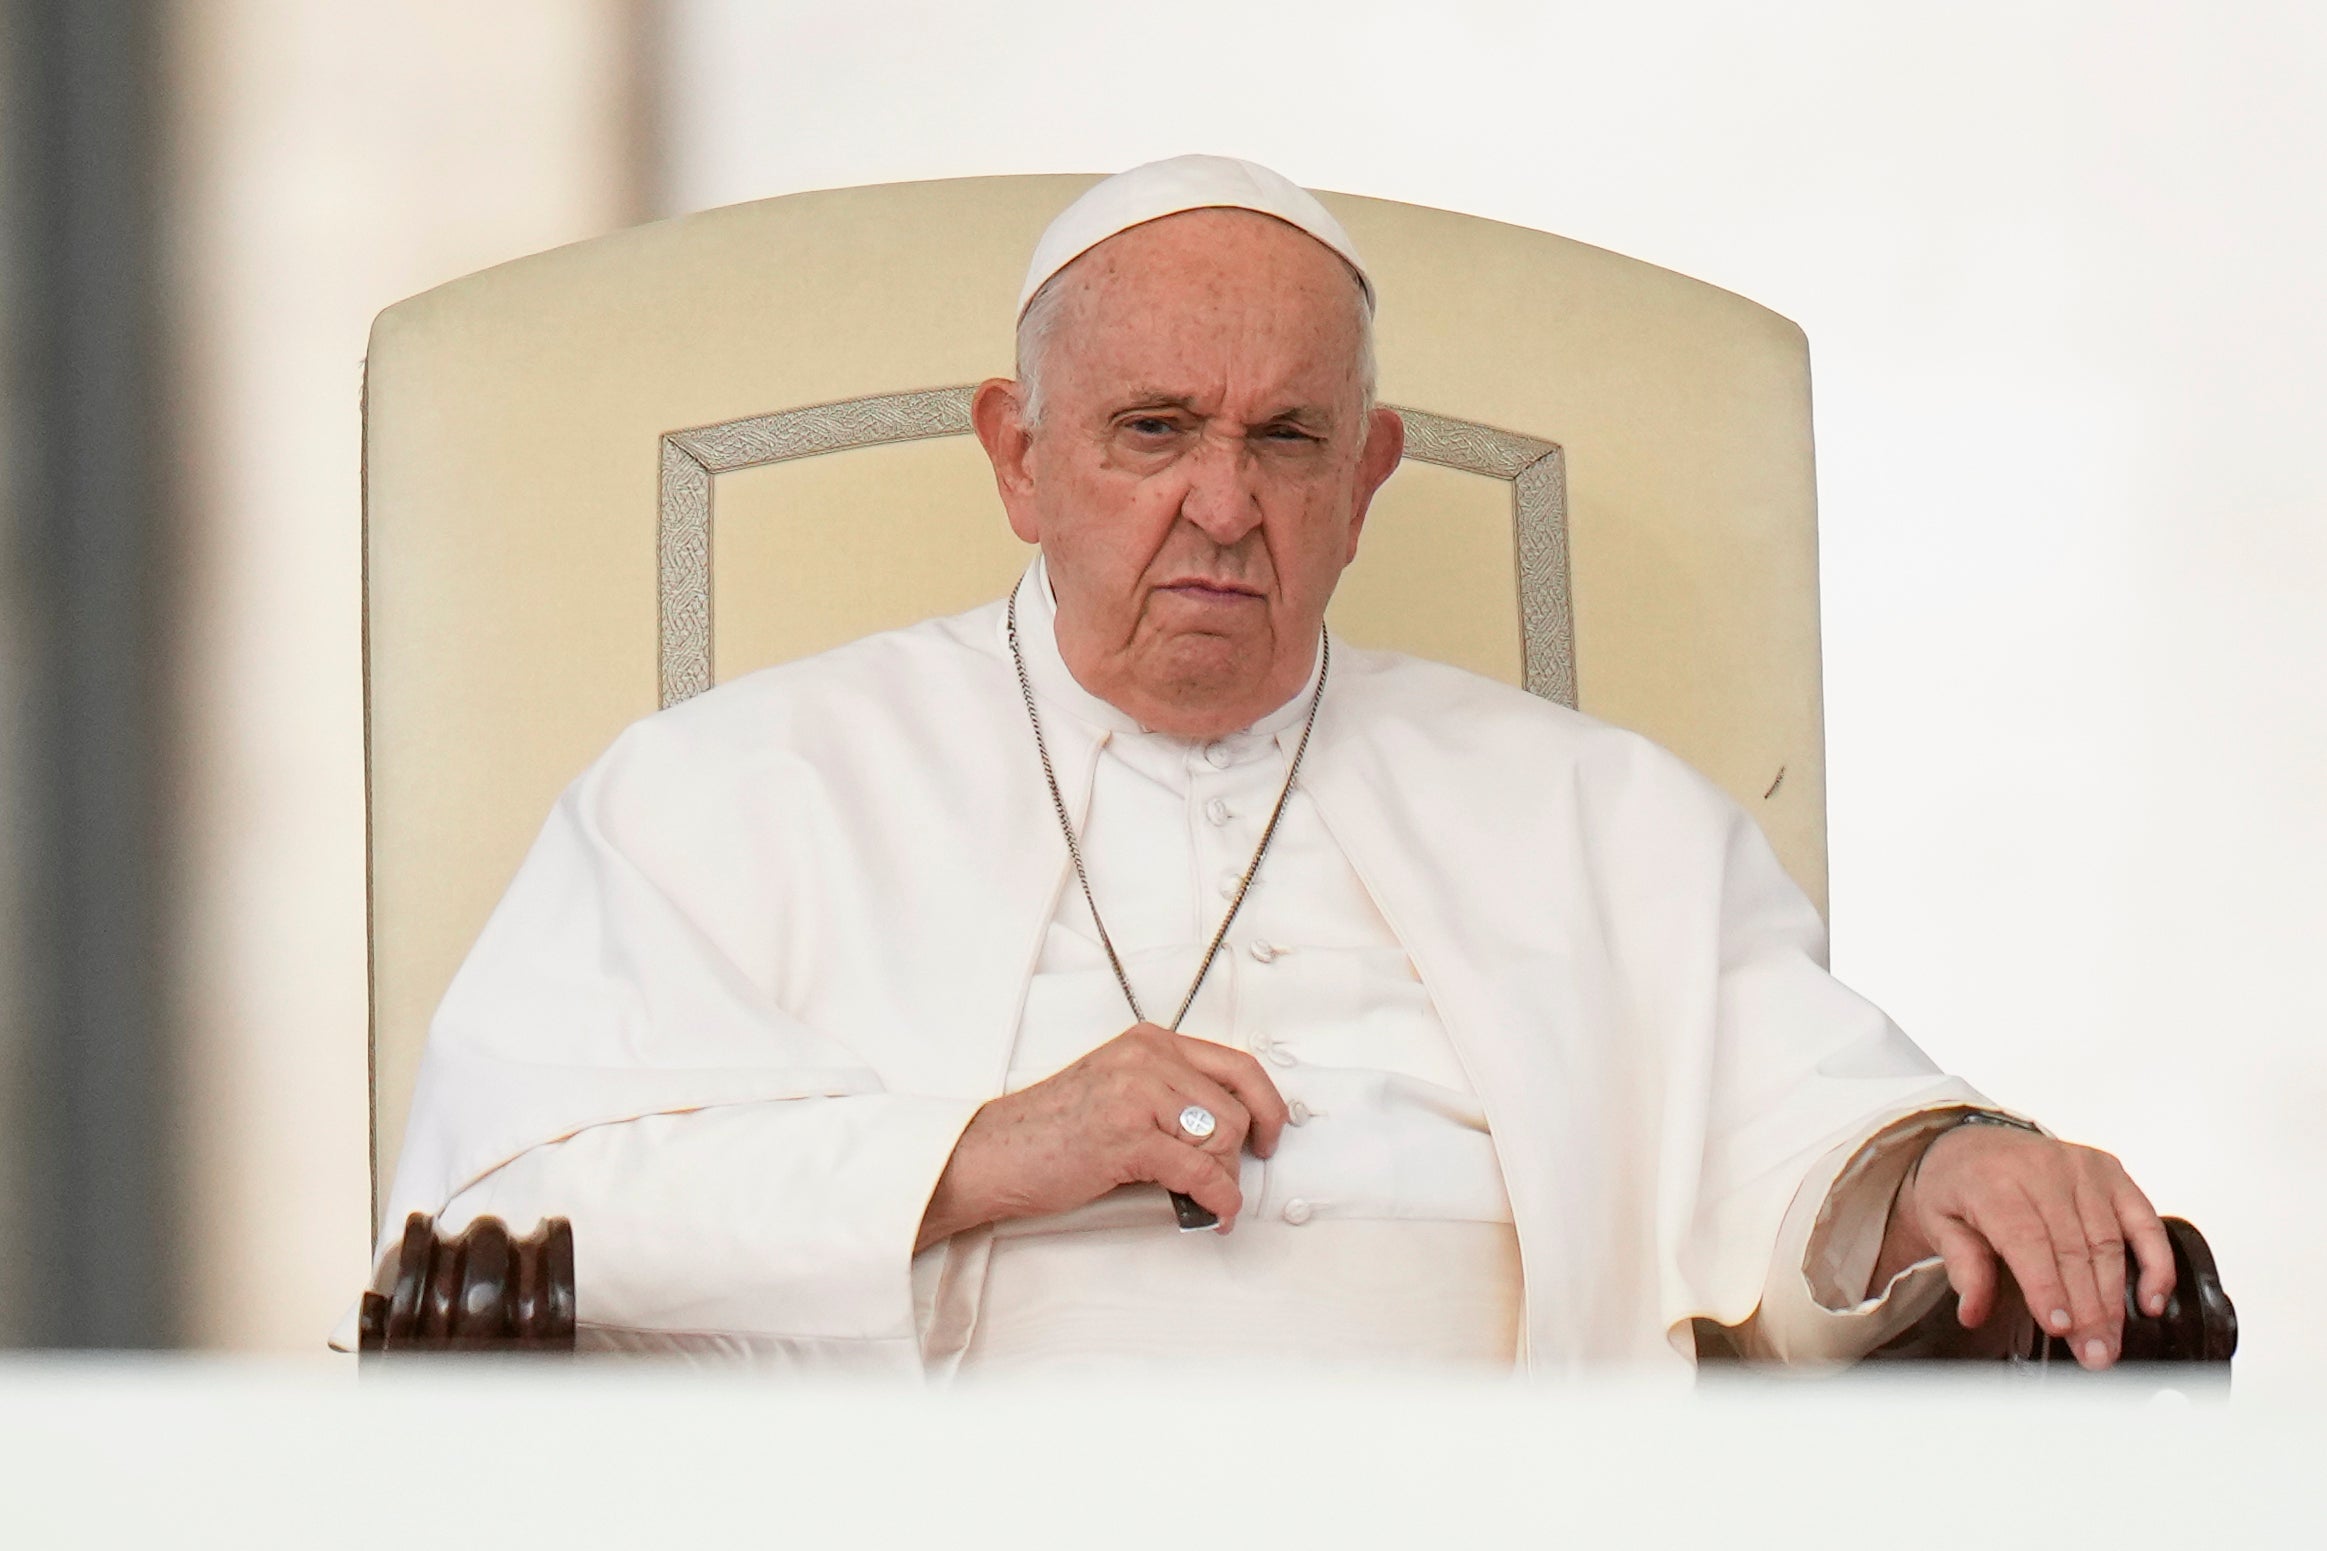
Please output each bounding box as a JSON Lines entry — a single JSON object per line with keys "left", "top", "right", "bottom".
{"left": 360, "top": 175, "right": 2230, "bottom": 1364}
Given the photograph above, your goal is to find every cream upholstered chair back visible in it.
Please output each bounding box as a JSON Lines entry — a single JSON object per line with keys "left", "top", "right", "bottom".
{"left": 362, "top": 175, "right": 1826, "bottom": 1219}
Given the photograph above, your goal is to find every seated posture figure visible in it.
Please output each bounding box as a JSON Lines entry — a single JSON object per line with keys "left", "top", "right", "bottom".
{"left": 366, "top": 156, "right": 2173, "bottom": 1376}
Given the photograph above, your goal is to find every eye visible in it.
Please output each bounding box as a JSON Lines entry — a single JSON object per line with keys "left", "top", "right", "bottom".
{"left": 1124, "top": 416, "right": 1176, "bottom": 436}
{"left": 1260, "top": 423, "right": 1320, "bottom": 444}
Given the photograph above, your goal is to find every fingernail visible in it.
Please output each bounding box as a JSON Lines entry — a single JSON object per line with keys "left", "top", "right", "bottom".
{"left": 2149, "top": 1293, "right": 2167, "bottom": 1315}
{"left": 2083, "top": 1338, "right": 2108, "bottom": 1366}
{"left": 2049, "top": 1308, "right": 2072, "bottom": 1332}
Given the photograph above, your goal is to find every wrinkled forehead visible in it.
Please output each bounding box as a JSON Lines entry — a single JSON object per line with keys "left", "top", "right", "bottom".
{"left": 1045, "top": 209, "right": 1371, "bottom": 345}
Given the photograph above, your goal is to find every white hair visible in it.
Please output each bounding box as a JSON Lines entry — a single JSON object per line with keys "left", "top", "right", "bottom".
{"left": 1014, "top": 254, "right": 1378, "bottom": 430}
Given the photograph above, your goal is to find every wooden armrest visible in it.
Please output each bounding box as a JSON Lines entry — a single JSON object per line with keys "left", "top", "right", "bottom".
{"left": 357, "top": 1212, "right": 576, "bottom": 1356}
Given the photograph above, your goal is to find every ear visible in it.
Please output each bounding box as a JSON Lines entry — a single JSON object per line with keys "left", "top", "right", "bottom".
{"left": 972, "top": 377, "right": 1043, "bottom": 545}
{"left": 1342, "top": 406, "right": 1406, "bottom": 564}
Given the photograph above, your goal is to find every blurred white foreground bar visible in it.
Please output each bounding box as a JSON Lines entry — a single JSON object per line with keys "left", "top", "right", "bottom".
{"left": 1, "top": 1358, "right": 2315, "bottom": 1546}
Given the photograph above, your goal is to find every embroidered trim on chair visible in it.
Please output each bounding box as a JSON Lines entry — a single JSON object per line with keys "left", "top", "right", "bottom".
{"left": 658, "top": 389, "right": 1574, "bottom": 709}
{"left": 1392, "top": 408, "right": 1573, "bottom": 708}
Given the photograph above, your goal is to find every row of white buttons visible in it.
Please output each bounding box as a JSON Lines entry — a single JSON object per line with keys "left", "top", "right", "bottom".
{"left": 1202, "top": 750, "right": 1301, "bottom": 1223}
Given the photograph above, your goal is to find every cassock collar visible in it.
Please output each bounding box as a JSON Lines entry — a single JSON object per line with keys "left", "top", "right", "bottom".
{"left": 1006, "top": 558, "right": 1324, "bottom": 757}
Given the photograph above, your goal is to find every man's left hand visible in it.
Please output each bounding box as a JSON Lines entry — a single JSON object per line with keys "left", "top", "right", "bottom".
{"left": 1883, "top": 1122, "right": 2176, "bottom": 1370}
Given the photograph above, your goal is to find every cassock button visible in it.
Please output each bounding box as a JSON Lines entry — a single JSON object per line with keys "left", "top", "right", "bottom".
{"left": 1248, "top": 940, "right": 1279, "bottom": 964}
{"left": 1266, "top": 1045, "right": 1297, "bottom": 1068}
{"left": 1281, "top": 1199, "right": 1313, "bottom": 1225}
{"left": 1202, "top": 741, "right": 1232, "bottom": 769}
{"left": 1287, "top": 1100, "right": 1312, "bottom": 1126}
{"left": 1217, "top": 871, "right": 1241, "bottom": 900}
{"left": 1204, "top": 798, "right": 1231, "bottom": 826}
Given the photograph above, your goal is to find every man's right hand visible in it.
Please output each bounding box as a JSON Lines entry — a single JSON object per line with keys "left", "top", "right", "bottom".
{"left": 916, "top": 1024, "right": 1289, "bottom": 1249}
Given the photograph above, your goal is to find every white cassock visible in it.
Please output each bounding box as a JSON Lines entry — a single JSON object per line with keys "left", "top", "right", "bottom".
{"left": 354, "top": 560, "right": 1998, "bottom": 1375}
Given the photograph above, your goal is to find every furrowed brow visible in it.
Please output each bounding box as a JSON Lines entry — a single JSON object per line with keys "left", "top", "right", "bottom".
{"left": 1104, "top": 394, "right": 1343, "bottom": 431}
{"left": 1108, "top": 391, "right": 1203, "bottom": 416}
{"left": 1254, "top": 403, "right": 1343, "bottom": 436}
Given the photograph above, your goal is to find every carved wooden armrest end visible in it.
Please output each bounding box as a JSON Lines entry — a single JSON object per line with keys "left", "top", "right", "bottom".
{"left": 358, "top": 1212, "right": 576, "bottom": 1356}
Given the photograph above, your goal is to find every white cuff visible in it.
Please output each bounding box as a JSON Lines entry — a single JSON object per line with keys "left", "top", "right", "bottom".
{"left": 1737, "top": 1105, "right": 1987, "bottom": 1363}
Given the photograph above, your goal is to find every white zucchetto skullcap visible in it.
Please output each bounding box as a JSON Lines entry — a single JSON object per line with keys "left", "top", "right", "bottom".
{"left": 1017, "top": 153, "right": 1373, "bottom": 317}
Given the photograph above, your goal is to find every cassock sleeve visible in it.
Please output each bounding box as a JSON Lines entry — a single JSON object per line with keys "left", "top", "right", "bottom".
{"left": 1730, "top": 1109, "right": 1960, "bottom": 1361}
{"left": 351, "top": 721, "right": 982, "bottom": 1373}
{"left": 434, "top": 1100, "right": 974, "bottom": 1362}
{"left": 1637, "top": 747, "right": 1993, "bottom": 1357}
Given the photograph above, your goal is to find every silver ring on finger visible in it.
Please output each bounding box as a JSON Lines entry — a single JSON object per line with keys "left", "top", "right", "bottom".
{"left": 1177, "top": 1104, "right": 1217, "bottom": 1141}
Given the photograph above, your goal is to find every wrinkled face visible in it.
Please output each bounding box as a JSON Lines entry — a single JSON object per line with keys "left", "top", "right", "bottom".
{"left": 972, "top": 208, "right": 1404, "bottom": 739}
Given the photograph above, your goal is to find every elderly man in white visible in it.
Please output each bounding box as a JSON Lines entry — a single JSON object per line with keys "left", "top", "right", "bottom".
{"left": 368, "top": 155, "right": 2174, "bottom": 1376}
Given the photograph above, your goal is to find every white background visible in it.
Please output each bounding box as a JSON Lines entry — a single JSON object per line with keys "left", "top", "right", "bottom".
{"left": 163, "top": 0, "right": 2323, "bottom": 1369}
{"left": 663, "top": 0, "right": 2324, "bottom": 1366}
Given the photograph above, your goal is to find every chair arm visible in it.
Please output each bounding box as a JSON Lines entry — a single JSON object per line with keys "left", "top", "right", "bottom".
{"left": 361, "top": 1209, "right": 2233, "bottom": 1366}
{"left": 357, "top": 1212, "right": 576, "bottom": 1356}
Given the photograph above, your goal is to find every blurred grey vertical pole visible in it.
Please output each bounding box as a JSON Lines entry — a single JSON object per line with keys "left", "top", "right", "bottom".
{"left": 0, "top": 0, "right": 176, "bottom": 1346}
{"left": 618, "top": 0, "right": 671, "bottom": 226}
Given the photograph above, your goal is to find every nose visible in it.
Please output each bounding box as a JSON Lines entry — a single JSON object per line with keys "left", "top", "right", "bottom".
{"left": 1176, "top": 430, "right": 1264, "bottom": 546}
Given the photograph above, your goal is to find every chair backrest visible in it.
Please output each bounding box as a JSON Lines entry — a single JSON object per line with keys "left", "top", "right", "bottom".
{"left": 362, "top": 174, "right": 1826, "bottom": 1218}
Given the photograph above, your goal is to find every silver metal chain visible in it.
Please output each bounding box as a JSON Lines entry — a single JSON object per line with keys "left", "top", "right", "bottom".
{"left": 1007, "top": 592, "right": 1328, "bottom": 1033}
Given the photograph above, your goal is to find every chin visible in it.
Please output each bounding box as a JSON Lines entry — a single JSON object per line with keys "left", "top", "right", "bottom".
{"left": 1135, "top": 640, "right": 1279, "bottom": 736}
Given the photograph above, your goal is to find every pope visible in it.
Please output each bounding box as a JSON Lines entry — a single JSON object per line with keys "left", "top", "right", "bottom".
{"left": 361, "top": 155, "right": 2174, "bottom": 1376}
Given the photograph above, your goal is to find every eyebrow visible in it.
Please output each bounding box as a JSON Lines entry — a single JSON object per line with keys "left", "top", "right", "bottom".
{"left": 1108, "top": 393, "right": 1339, "bottom": 428}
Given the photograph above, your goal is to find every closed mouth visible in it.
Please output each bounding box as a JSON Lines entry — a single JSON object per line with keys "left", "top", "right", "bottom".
{"left": 1158, "top": 580, "right": 1263, "bottom": 602}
